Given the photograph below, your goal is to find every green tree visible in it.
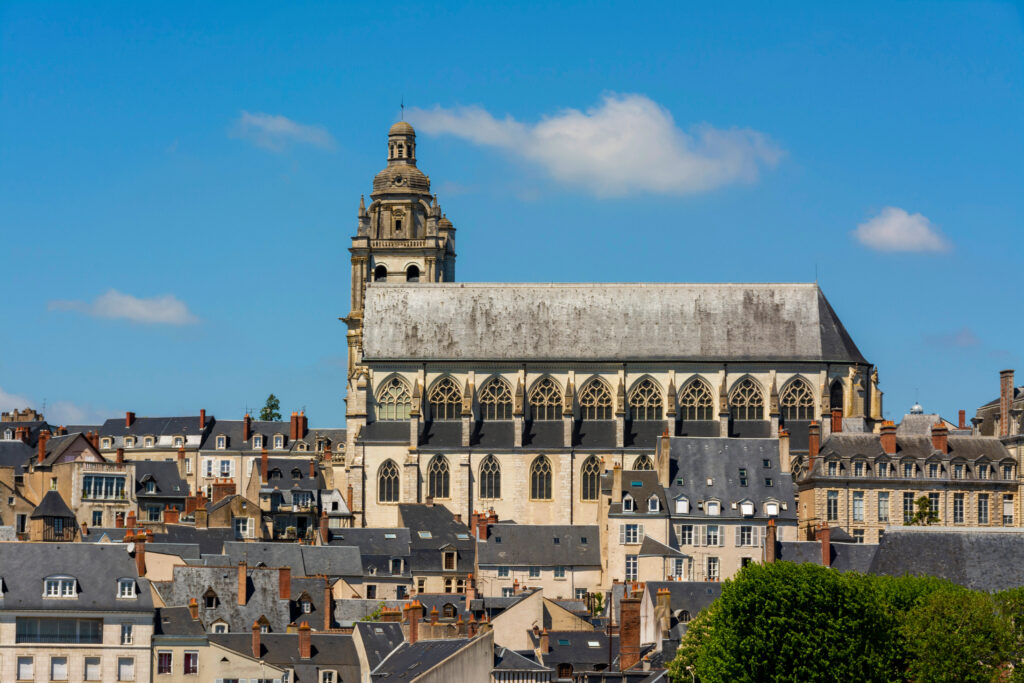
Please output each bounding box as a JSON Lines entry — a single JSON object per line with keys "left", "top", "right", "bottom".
{"left": 259, "top": 394, "right": 282, "bottom": 422}
{"left": 906, "top": 495, "right": 939, "bottom": 525}
{"left": 901, "top": 588, "right": 1012, "bottom": 682}
{"left": 666, "top": 601, "right": 717, "bottom": 682}
{"left": 682, "top": 562, "right": 895, "bottom": 682}
{"left": 360, "top": 601, "right": 387, "bottom": 622}
{"left": 994, "top": 587, "right": 1024, "bottom": 681}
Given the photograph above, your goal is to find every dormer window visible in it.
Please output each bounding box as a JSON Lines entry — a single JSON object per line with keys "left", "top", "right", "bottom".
{"left": 2, "top": 429, "right": 11, "bottom": 439}
{"left": 622, "top": 495, "right": 635, "bottom": 512}
{"left": 443, "top": 550, "right": 456, "bottom": 571}
{"left": 173, "top": 437, "right": 184, "bottom": 448}
{"left": 978, "top": 464, "right": 990, "bottom": 480}
{"left": 828, "top": 461, "right": 838, "bottom": 477}
{"left": 291, "top": 468, "right": 303, "bottom": 479}
{"left": 146, "top": 481, "right": 156, "bottom": 494}
{"left": 44, "top": 576, "right": 77, "bottom": 598}
{"left": 297, "top": 443, "right": 307, "bottom": 451}
{"left": 928, "top": 463, "right": 939, "bottom": 478}
{"left": 274, "top": 435, "right": 284, "bottom": 449}
{"left": 765, "top": 502, "right": 780, "bottom": 517}
{"left": 144, "top": 437, "right": 154, "bottom": 448}
{"left": 204, "top": 590, "right": 218, "bottom": 609}
{"left": 647, "top": 495, "right": 660, "bottom": 513}
{"left": 706, "top": 501, "right": 721, "bottom": 516}
{"left": 211, "top": 621, "right": 227, "bottom": 634}
{"left": 903, "top": 462, "right": 915, "bottom": 478}
{"left": 216, "top": 436, "right": 226, "bottom": 450}
{"left": 302, "top": 598, "right": 312, "bottom": 614}
{"left": 101, "top": 438, "right": 112, "bottom": 448}
{"left": 740, "top": 501, "right": 755, "bottom": 517}
{"left": 853, "top": 462, "right": 864, "bottom": 477}
{"left": 125, "top": 437, "right": 136, "bottom": 448}
{"left": 118, "top": 579, "right": 136, "bottom": 598}
{"left": 675, "top": 497, "right": 689, "bottom": 514}
{"left": 253, "top": 435, "right": 263, "bottom": 449}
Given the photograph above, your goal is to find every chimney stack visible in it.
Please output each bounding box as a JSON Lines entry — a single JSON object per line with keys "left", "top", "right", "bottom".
{"left": 1000, "top": 370, "right": 1015, "bottom": 438}
{"left": 115, "top": 513, "right": 124, "bottom": 529}
{"left": 261, "top": 448, "right": 269, "bottom": 484}
{"left": 323, "top": 577, "right": 332, "bottom": 630}
{"left": 346, "top": 484, "right": 353, "bottom": 514}
{"left": 243, "top": 413, "right": 252, "bottom": 442}
{"left": 37, "top": 429, "right": 50, "bottom": 464}
{"left": 765, "top": 518, "right": 777, "bottom": 563}
{"left": 125, "top": 411, "right": 135, "bottom": 428}
{"left": 298, "top": 622, "right": 311, "bottom": 659}
{"left": 816, "top": 524, "right": 832, "bottom": 567}
{"left": 959, "top": 410, "right": 966, "bottom": 430}
{"left": 116, "top": 448, "right": 124, "bottom": 464}
{"left": 188, "top": 598, "right": 198, "bottom": 620}
{"left": 430, "top": 606, "right": 439, "bottom": 625}
{"left": 309, "top": 459, "right": 316, "bottom": 479}
{"left": 655, "top": 588, "right": 672, "bottom": 638}
{"left": 465, "top": 573, "right": 477, "bottom": 603}
{"left": 15, "top": 426, "right": 28, "bottom": 443}
{"left": 612, "top": 463, "right": 623, "bottom": 504}
{"left": 299, "top": 411, "right": 307, "bottom": 439}
{"left": 831, "top": 408, "right": 843, "bottom": 434}
{"left": 134, "top": 531, "right": 147, "bottom": 576}
{"left": 290, "top": 412, "right": 298, "bottom": 441}
{"left": 164, "top": 506, "right": 179, "bottom": 524}
{"left": 238, "top": 561, "right": 247, "bottom": 606}
{"left": 807, "top": 422, "right": 819, "bottom": 471}
{"left": 126, "top": 510, "right": 137, "bottom": 530}
{"left": 880, "top": 421, "right": 897, "bottom": 455}
{"left": 619, "top": 597, "right": 642, "bottom": 671}
{"left": 199, "top": 409, "right": 206, "bottom": 430}
{"left": 319, "top": 511, "right": 329, "bottom": 543}
{"left": 89, "top": 431, "right": 99, "bottom": 450}
{"left": 468, "top": 613, "right": 477, "bottom": 638}
{"left": 81, "top": 522, "right": 88, "bottom": 537}
{"left": 404, "top": 601, "right": 423, "bottom": 643}
{"left": 279, "top": 566, "right": 291, "bottom": 600}
{"left": 931, "top": 421, "right": 949, "bottom": 454}
{"left": 251, "top": 621, "right": 262, "bottom": 658}
{"left": 539, "top": 628, "right": 550, "bottom": 654}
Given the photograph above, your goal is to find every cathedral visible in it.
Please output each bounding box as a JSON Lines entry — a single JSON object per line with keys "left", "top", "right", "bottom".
{"left": 337, "top": 121, "right": 882, "bottom": 528}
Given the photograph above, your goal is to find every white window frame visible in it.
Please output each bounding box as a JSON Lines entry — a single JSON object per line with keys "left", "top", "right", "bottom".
{"left": 118, "top": 579, "right": 136, "bottom": 599}
{"left": 625, "top": 554, "right": 638, "bottom": 581}
{"left": 274, "top": 435, "right": 284, "bottom": 449}
{"left": 647, "top": 495, "right": 660, "bottom": 512}
{"left": 50, "top": 656, "right": 68, "bottom": 681}
{"left": 233, "top": 517, "right": 251, "bottom": 539}
{"left": 144, "top": 436, "right": 154, "bottom": 448}
{"left": 253, "top": 435, "right": 263, "bottom": 449}
{"left": 216, "top": 435, "right": 226, "bottom": 449}
{"left": 675, "top": 497, "right": 689, "bottom": 514}
{"left": 117, "top": 656, "right": 135, "bottom": 682}
{"left": 44, "top": 577, "right": 76, "bottom": 598}
{"left": 121, "top": 622, "right": 134, "bottom": 645}
{"left": 706, "top": 500, "right": 721, "bottom": 516}
{"left": 17, "top": 657, "right": 34, "bottom": 681}
{"left": 619, "top": 523, "right": 644, "bottom": 545}
{"left": 622, "top": 495, "right": 634, "bottom": 512}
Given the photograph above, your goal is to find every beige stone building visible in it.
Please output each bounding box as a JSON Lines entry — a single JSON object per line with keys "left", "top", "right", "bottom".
{"left": 335, "top": 121, "right": 880, "bottom": 532}
{"left": 797, "top": 412, "right": 1019, "bottom": 542}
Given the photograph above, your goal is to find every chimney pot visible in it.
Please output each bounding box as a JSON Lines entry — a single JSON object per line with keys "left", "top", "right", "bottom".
{"left": 931, "top": 421, "right": 949, "bottom": 454}
{"left": 816, "top": 524, "right": 832, "bottom": 567}
{"left": 37, "top": 429, "right": 51, "bottom": 464}
{"left": 831, "top": 408, "right": 843, "bottom": 433}
{"left": 958, "top": 409, "right": 966, "bottom": 430}
{"left": 188, "top": 598, "right": 198, "bottom": 620}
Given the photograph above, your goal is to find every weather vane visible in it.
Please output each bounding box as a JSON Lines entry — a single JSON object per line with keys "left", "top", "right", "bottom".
{"left": 401, "top": 96, "right": 405, "bottom": 121}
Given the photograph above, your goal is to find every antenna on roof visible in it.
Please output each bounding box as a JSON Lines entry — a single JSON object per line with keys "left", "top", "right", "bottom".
{"left": 400, "top": 97, "right": 405, "bottom": 121}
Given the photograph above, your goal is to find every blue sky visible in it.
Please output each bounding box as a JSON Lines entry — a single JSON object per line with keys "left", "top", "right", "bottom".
{"left": 1, "top": 1, "right": 1021, "bottom": 426}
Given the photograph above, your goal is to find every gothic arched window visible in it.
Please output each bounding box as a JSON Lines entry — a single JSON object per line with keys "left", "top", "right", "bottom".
{"left": 529, "top": 378, "right": 563, "bottom": 421}
{"left": 632, "top": 455, "right": 654, "bottom": 471}
{"left": 479, "top": 378, "right": 513, "bottom": 421}
{"left": 378, "top": 460, "right": 400, "bottom": 503}
{"left": 428, "top": 378, "right": 462, "bottom": 421}
{"left": 374, "top": 265, "right": 387, "bottom": 282}
{"left": 479, "top": 455, "right": 501, "bottom": 500}
{"left": 427, "top": 455, "right": 450, "bottom": 499}
{"left": 581, "top": 456, "right": 601, "bottom": 501}
{"left": 406, "top": 265, "right": 420, "bottom": 282}
{"left": 530, "top": 456, "right": 552, "bottom": 500}
{"left": 629, "top": 379, "right": 662, "bottom": 421}
{"left": 579, "top": 379, "right": 613, "bottom": 420}
{"left": 679, "top": 379, "right": 715, "bottom": 421}
{"left": 781, "top": 378, "right": 816, "bottom": 421}
{"left": 729, "top": 379, "right": 764, "bottom": 421}
{"left": 830, "top": 380, "right": 845, "bottom": 416}
{"left": 376, "top": 377, "right": 412, "bottom": 421}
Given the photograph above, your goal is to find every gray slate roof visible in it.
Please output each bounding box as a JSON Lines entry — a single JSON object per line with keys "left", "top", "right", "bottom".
{"left": 606, "top": 470, "right": 668, "bottom": 517}
{"left": 154, "top": 563, "right": 290, "bottom": 633}
{"left": 135, "top": 459, "right": 189, "bottom": 498}
{"left": 154, "top": 606, "right": 206, "bottom": 636}
{"left": 666, "top": 437, "right": 797, "bottom": 521}
{"left": 30, "top": 490, "right": 76, "bottom": 519}
{"left": 493, "top": 646, "right": 552, "bottom": 673}
{"left": 328, "top": 527, "right": 412, "bottom": 576}
{"left": 220, "top": 542, "right": 363, "bottom": 577}
{"left": 98, "top": 415, "right": 207, "bottom": 437}
{"left": 398, "top": 504, "right": 476, "bottom": 574}
{"left": 371, "top": 638, "right": 473, "bottom": 682}
{"left": 362, "top": 283, "right": 867, "bottom": 363}
{"left": 0, "top": 441, "right": 33, "bottom": 468}
{"left": 478, "top": 524, "right": 602, "bottom": 567}
{"left": 212, "top": 632, "right": 360, "bottom": 682}
{"left": 354, "top": 622, "right": 405, "bottom": 670}
{"left": 0, "top": 543, "right": 154, "bottom": 612}
{"left": 152, "top": 525, "right": 235, "bottom": 555}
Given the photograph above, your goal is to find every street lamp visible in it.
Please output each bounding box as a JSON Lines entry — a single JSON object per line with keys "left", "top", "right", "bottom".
{"left": 686, "top": 665, "right": 696, "bottom": 682}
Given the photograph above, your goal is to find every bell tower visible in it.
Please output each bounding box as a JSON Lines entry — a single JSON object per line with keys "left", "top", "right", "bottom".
{"left": 343, "top": 120, "right": 457, "bottom": 380}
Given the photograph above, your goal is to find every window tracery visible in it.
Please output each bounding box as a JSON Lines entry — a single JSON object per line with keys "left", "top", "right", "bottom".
{"left": 479, "top": 378, "right": 513, "bottom": 420}
{"left": 729, "top": 378, "right": 764, "bottom": 421}
{"left": 781, "top": 378, "right": 815, "bottom": 421}
{"left": 376, "top": 377, "right": 411, "bottom": 421}
{"left": 632, "top": 455, "right": 654, "bottom": 471}
{"left": 428, "top": 378, "right": 462, "bottom": 421}
{"left": 529, "top": 378, "right": 563, "bottom": 421}
{"left": 629, "top": 379, "right": 662, "bottom": 421}
{"left": 530, "top": 456, "right": 552, "bottom": 500}
{"left": 378, "top": 460, "right": 400, "bottom": 503}
{"left": 579, "top": 379, "right": 613, "bottom": 420}
{"left": 581, "top": 456, "right": 601, "bottom": 501}
{"left": 427, "top": 455, "right": 450, "bottom": 499}
{"left": 479, "top": 455, "right": 501, "bottom": 499}
{"left": 679, "top": 379, "right": 715, "bottom": 420}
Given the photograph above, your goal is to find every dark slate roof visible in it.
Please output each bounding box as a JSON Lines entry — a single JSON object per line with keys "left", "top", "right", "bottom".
{"left": 145, "top": 543, "right": 202, "bottom": 560}
{"left": 398, "top": 504, "right": 476, "bottom": 574}
{"left": 666, "top": 437, "right": 797, "bottom": 521}
{"left": 134, "top": 460, "right": 189, "bottom": 498}
{"left": 0, "top": 441, "right": 33, "bottom": 468}
{"left": 154, "top": 606, "right": 206, "bottom": 636}
{"left": 291, "top": 427, "right": 347, "bottom": 454}
{"left": 775, "top": 541, "right": 823, "bottom": 565}
{"left": 478, "top": 524, "right": 602, "bottom": 567}
{"left": 328, "top": 528, "right": 412, "bottom": 576}
{"left": 30, "top": 490, "right": 76, "bottom": 519}
{"left": 335, "top": 599, "right": 405, "bottom": 627}
{"left": 536, "top": 630, "right": 621, "bottom": 671}
{"left": 494, "top": 646, "right": 553, "bottom": 673}
{"left": 606, "top": 470, "right": 668, "bottom": 516}
{"left": 625, "top": 421, "right": 665, "bottom": 449}
{"left": 212, "top": 632, "right": 360, "bottom": 682}
{"left": 523, "top": 421, "right": 565, "bottom": 448}
{"left": 362, "top": 283, "right": 867, "bottom": 364}
{"left": 200, "top": 418, "right": 290, "bottom": 452}
{"left": 99, "top": 415, "right": 208, "bottom": 437}
{"left": 868, "top": 528, "right": 1024, "bottom": 592}
{"left": 776, "top": 539, "right": 879, "bottom": 571}
{"left": 37, "top": 433, "right": 93, "bottom": 467}
{"left": 371, "top": 638, "right": 472, "bottom": 682}
{"left": 0, "top": 543, "right": 154, "bottom": 612}
{"left": 0, "top": 420, "right": 54, "bottom": 446}
{"left": 154, "top": 563, "right": 290, "bottom": 632}
{"left": 361, "top": 420, "right": 412, "bottom": 443}
{"left": 816, "top": 433, "right": 1011, "bottom": 465}
{"left": 638, "top": 536, "right": 685, "bottom": 558}
{"left": 473, "top": 420, "right": 515, "bottom": 449}
{"left": 355, "top": 622, "right": 405, "bottom": 670}
{"left": 575, "top": 420, "right": 618, "bottom": 449}
{"left": 80, "top": 527, "right": 128, "bottom": 543}
{"left": 151, "top": 525, "right": 236, "bottom": 556}
{"left": 221, "top": 542, "right": 363, "bottom": 577}
{"left": 263, "top": 457, "right": 325, "bottom": 491}
{"left": 290, "top": 576, "right": 333, "bottom": 628}
{"left": 643, "top": 582, "right": 722, "bottom": 617}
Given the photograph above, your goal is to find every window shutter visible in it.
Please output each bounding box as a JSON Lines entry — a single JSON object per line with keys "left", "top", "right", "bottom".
{"left": 718, "top": 526, "right": 725, "bottom": 547}
{"left": 619, "top": 525, "right": 625, "bottom": 544}
{"left": 696, "top": 525, "right": 704, "bottom": 547}
{"left": 638, "top": 524, "right": 645, "bottom": 542}
{"left": 734, "top": 526, "right": 741, "bottom": 546}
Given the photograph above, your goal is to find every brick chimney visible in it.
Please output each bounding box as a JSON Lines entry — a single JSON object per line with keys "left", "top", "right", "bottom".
{"left": 37, "top": 429, "right": 50, "bottom": 464}
{"left": 164, "top": 506, "right": 180, "bottom": 524}
{"left": 831, "top": 408, "right": 842, "bottom": 434}
{"left": 1001, "top": 370, "right": 1015, "bottom": 438}
{"left": 134, "top": 531, "right": 147, "bottom": 576}
{"left": 765, "top": 518, "right": 777, "bottom": 563}
{"left": 815, "top": 524, "right": 832, "bottom": 567}
{"left": 931, "top": 421, "right": 949, "bottom": 454}
{"left": 346, "top": 484, "right": 353, "bottom": 514}
{"left": 56, "top": 425, "right": 67, "bottom": 436}
{"left": 211, "top": 478, "right": 235, "bottom": 504}
{"left": 243, "top": 413, "right": 252, "bottom": 442}
{"left": 959, "top": 410, "right": 966, "bottom": 430}
{"left": 115, "top": 513, "right": 125, "bottom": 529}
{"left": 188, "top": 598, "right": 198, "bottom": 620}
{"left": 126, "top": 510, "right": 137, "bottom": 529}
{"left": 309, "top": 459, "right": 316, "bottom": 479}
{"left": 470, "top": 511, "right": 480, "bottom": 540}
{"left": 199, "top": 409, "right": 206, "bottom": 430}
{"left": 279, "top": 566, "right": 291, "bottom": 600}
{"left": 619, "top": 596, "right": 642, "bottom": 671}
{"left": 261, "top": 448, "right": 269, "bottom": 484}
{"left": 323, "top": 578, "right": 332, "bottom": 630}
{"left": 81, "top": 521, "right": 88, "bottom": 537}
{"left": 125, "top": 411, "right": 135, "bottom": 428}
{"left": 465, "top": 573, "right": 477, "bottom": 603}
{"left": 539, "top": 628, "right": 549, "bottom": 654}
{"left": 290, "top": 412, "right": 298, "bottom": 441}
{"left": 807, "top": 422, "right": 819, "bottom": 471}
{"left": 487, "top": 508, "right": 498, "bottom": 527}
{"left": 298, "top": 622, "right": 311, "bottom": 659}
{"left": 238, "top": 561, "right": 248, "bottom": 606}
{"left": 319, "top": 511, "right": 329, "bottom": 543}
{"left": 89, "top": 431, "right": 99, "bottom": 450}
{"left": 880, "top": 420, "right": 897, "bottom": 455}
{"left": 404, "top": 601, "right": 423, "bottom": 644}
{"left": 251, "top": 621, "right": 261, "bottom": 658}
{"left": 15, "top": 426, "right": 28, "bottom": 443}
{"left": 468, "top": 613, "right": 477, "bottom": 638}
{"left": 430, "top": 605, "right": 439, "bottom": 625}
{"left": 116, "top": 447, "right": 124, "bottom": 464}
{"left": 299, "top": 411, "right": 307, "bottom": 439}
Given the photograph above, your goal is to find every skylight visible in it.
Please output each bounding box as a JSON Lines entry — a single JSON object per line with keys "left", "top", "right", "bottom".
{"left": 384, "top": 533, "right": 397, "bottom": 539}
{"left": 558, "top": 639, "right": 570, "bottom": 646}
{"left": 631, "top": 481, "right": 642, "bottom": 487}
{"left": 417, "top": 531, "right": 432, "bottom": 539}
{"left": 455, "top": 533, "right": 470, "bottom": 540}
{"left": 588, "top": 640, "right": 601, "bottom": 648}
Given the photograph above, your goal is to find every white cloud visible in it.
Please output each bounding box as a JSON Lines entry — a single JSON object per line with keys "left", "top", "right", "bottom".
{"left": 0, "top": 386, "right": 31, "bottom": 414}
{"left": 925, "top": 326, "right": 981, "bottom": 349}
{"left": 47, "top": 400, "right": 110, "bottom": 426}
{"left": 48, "top": 289, "right": 198, "bottom": 325}
{"left": 409, "top": 93, "right": 783, "bottom": 197}
{"left": 230, "top": 111, "right": 336, "bottom": 152}
{"left": 853, "top": 207, "right": 951, "bottom": 253}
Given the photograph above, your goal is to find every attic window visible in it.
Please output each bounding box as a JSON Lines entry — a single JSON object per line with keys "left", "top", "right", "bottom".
{"left": 631, "top": 481, "right": 642, "bottom": 487}
{"left": 740, "top": 502, "right": 755, "bottom": 517}
{"left": 102, "top": 438, "right": 112, "bottom": 448}
{"left": 764, "top": 478, "right": 774, "bottom": 487}
{"left": 762, "top": 459, "right": 771, "bottom": 468}
{"left": 418, "top": 531, "right": 432, "bottom": 539}
{"left": 173, "top": 437, "right": 184, "bottom": 448}
{"left": 44, "top": 577, "right": 76, "bottom": 597}
{"left": 292, "top": 469, "right": 303, "bottom": 479}
{"left": 144, "top": 437, "right": 154, "bottom": 448}
{"left": 622, "top": 495, "right": 635, "bottom": 512}
{"left": 495, "top": 536, "right": 501, "bottom": 543}
{"left": 455, "top": 533, "right": 471, "bottom": 540}
{"left": 765, "top": 502, "right": 779, "bottom": 516}
{"left": 146, "top": 481, "right": 156, "bottom": 494}
{"left": 384, "top": 533, "right": 397, "bottom": 539}
{"left": 587, "top": 640, "right": 601, "bottom": 648}
{"left": 253, "top": 436, "right": 263, "bottom": 448}
{"left": 706, "top": 501, "right": 721, "bottom": 516}
{"left": 216, "top": 436, "right": 226, "bottom": 450}
{"left": 558, "top": 639, "right": 570, "bottom": 646}
{"left": 553, "top": 537, "right": 560, "bottom": 544}
{"left": 648, "top": 495, "right": 660, "bottom": 512}
{"left": 580, "top": 536, "right": 587, "bottom": 544}
{"left": 739, "top": 468, "right": 748, "bottom": 487}
{"left": 274, "top": 435, "right": 284, "bottom": 449}
{"left": 125, "top": 437, "right": 136, "bottom": 448}
{"left": 302, "top": 599, "right": 312, "bottom": 614}
{"left": 675, "top": 498, "right": 690, "bottom": 514}
{"left": 117, "top": 579, "right": 136, "bottom": 598}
